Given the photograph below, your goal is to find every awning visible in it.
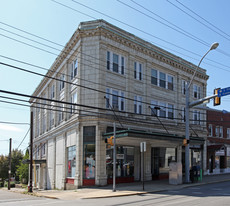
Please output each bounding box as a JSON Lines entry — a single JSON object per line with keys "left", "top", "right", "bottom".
{"left": 22, "top": 159, "right": 46, "bottom": 164}
{"left": 103, "top": 129, "right": 205, "bottom": 146}
{"left": 207, "top": 145, "right": 225, "bottom": 151}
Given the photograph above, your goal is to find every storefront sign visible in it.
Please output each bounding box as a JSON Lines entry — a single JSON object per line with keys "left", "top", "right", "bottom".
{"left": 116, "top": 154, "right": 124, "bottom": 159}
{"left": 215, "top": 148, "right": 225, "bottom": 156}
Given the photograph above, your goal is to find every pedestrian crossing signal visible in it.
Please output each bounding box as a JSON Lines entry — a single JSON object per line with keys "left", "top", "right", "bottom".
{"left": 214, "top": 88, "right": 221, "bottom": 106}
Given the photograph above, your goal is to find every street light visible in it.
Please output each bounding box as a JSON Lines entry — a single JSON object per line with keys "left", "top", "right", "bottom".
{"left": 184, "top": 42, "right": 219, "bottom": 183}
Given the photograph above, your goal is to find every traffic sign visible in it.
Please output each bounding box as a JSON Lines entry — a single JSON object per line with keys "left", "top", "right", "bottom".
{"left": 218, "top": 87, "right": 230, "bottom": 97}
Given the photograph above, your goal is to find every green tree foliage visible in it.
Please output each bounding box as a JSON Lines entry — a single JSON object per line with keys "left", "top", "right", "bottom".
{"left": 0, "top": 155, "right": 8, "bottom": 181}
{"left": 16, "top": 149, "right": 29, "bottom": 184}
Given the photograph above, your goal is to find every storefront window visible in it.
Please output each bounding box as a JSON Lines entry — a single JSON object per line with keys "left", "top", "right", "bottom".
{"left": 106, "top": 146, "right": 134, "bottom": 178}
{"left": 83, "top": 126, "right": 96, "bottom": 179}
{"left": 67, "top": 145, "right": 76, "bottom": 177}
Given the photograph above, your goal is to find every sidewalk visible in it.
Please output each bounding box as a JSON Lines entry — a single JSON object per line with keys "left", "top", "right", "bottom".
{"left": 3, "top": 174, "right": 230, "bottom": 200}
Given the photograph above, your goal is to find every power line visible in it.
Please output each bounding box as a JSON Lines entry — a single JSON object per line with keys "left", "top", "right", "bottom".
{"left": 0, "top": 121, "right": 29, "bottom": 125}
{"left": 17, "top": 127, "right": 30, "bottom": 150}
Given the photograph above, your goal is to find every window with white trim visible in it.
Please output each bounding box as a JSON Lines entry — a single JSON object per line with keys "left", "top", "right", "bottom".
{"left": 59, "top": 104, "right": 64, "bottom": 122}
{"left": 71, "top": 59, "right": 78, "bottom": 80}
{"left": 193, "top": 110, "right": 201, "bottom": 125}
{"left": 70, "top": 92, "right": 77, "bottom": 114}
{"left": 193, "top": 84, "right": 201, "bottom": 99}
{"left": 220, "top": 126, "right": 223, "bottom": 138}
{"left": 107, "top": 51, "right": 125, "bottom": 75}
{"left": 215, "top": 126, "right": 219, "bottom": 137}
{"left": 50, "top": 110, "right": 54, "bottom": 127}
{"left": 106, "top": 88, "right": 125, "bottom": 111}
{"left": 168, "top": 104, "right": 174, "bottom": 119}
{"left": 151, "top": 69, "right": 174, "bottom": 90}
{"left": 42, "top": 143, "right": 46, "bottom": 156}
{"left": 134, "top": 96, "right": 142, "bottom": 114}
{"left": 227, "top": 128, "right": 230, "bottom": 139}
{"left": 159, "top": 102, "right": 166, "bottom": 118}
{"left": 134, "top": 62, "right": 142, "bottom": 80}
{"left": 208, "top": 124, "right": 213, "bottom": 137}
{"left": 150, "top": 100, "right": 158, "bottom": 116}
{"left": 50, "top": 84, "right": 55, "bottom": 99}
{"left": 59, "top": 74, "right": 65, "bottom": 91}
{"left": 182, "top": 80, "right": 186, "bottom": 95}
{"left": 151, "top": 69, "right": 157, "bottom": 85}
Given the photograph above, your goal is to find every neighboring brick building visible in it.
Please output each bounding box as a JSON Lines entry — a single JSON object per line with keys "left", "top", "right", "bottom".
{"left": 30, "top": 20, "right": 209, "bottom": 190}
{"left": 207, "top": 108, "right": 230, "bottom": 174}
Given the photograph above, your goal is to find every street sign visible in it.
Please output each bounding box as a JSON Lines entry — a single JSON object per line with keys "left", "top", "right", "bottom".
{"left": 140, "top": 142, "right": 146, "bottom": 152}
{"left": 218, "top": 87, "right": 230, "bottom": 97}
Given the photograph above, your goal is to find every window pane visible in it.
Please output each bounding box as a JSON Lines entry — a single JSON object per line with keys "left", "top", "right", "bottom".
{"left": 134, "top": 62, "right": 137, "bottom": 79}
{"left": 113, "top": 54, "right": 119, "bottom": 73}
{"left": 151, "top": 69, "right": 157, "bottom": 85}
{"left": 160, "top": 72, "right": 166, "bottom": 88}
{"left": 112, "top": 90, "right": 119, "bottom": 110}
{"left": 107, "top": 51, "right": 110, "bottom": 70}
{"left": 168, "top": 75, "right": 173, "bottom": 90}
{"left": 121, "top": 56, "right": 124, "bottom": 75}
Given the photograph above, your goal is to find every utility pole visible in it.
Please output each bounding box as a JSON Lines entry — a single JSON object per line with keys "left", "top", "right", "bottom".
{"left": 28, "top": 111, "right": 33, "bottom": 192}
{"left": 113, "top": 122, "right": 116, "bottom": 192}
{"left": 8, "top": 138, "right": 12, "bottom": 190}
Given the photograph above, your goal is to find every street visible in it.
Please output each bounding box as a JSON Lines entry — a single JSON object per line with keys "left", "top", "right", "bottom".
{"left": 1, "top": 181, "right": 230, "bottom": 206}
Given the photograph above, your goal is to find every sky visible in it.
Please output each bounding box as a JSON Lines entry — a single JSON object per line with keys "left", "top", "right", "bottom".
{"left": 1, "top": 0, "right": 230, "bottom": 155}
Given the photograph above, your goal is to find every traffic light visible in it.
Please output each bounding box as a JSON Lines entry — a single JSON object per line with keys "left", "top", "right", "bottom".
{"left": 214, "top": 88, "right": 221, "bottom": 106}
{"left": 183, "top": 139, "right": 189, "bottom": 146}
{"left": 105, "top": 136, "right": 114, "bottom": 146}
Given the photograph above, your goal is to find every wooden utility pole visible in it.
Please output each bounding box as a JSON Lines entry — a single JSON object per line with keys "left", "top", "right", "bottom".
{"left": 8, "top": 138, "right": 12, "bottom": 190}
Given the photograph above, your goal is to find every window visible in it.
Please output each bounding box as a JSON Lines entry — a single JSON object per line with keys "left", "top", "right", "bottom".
{"left": 215, "top": 126, "right": 219, "bottom": 137}
{"left": 193, "top": 110, "right": 201, "bottom": 125}
{"left": 220, "top": 127, "right": 223, "bottom": 138}
{"left": 50, "top": 110, "right": 54, "bottom": 127}
{"left": 134, "top": 96, "right": 142, "bottom": 114}
{"left": 107, "top": 51, "right": 110, "bottom": 70}
{"left": 67, "top": 146, "right": 76, "bottom": 177}
{"left": 159, "top": 102, "right": 166, "bottom": 118}
{"left": 59, "top": 74, "right": 65, "bottom": 91}
{"left": 113, "top": 53, "right": 119, "bottom": 73}
{"left": 106, "top": 88, "right": 125, "bottom": 111}
{"left": 168, "top": 104, "right": 174, "bottom": 119}
{"left": 107, "top": 51, "right": 125, "bottom": 75}
{"left": 37, "top": 146, "right": 40, "bottom": 158}
{"left": 112, "top": 90, "right": 119, "bottom": 110}
{"left": 121, "top": 57, "right": 124, "bottom": 75}
{"left": 227, "top": 128, "right": 230, "bottom": 139}
{"left": 181, "top": 107, "right": 185, "bottom": 122}
{"left": 50, "top": 84, "right": 55, "bottom": 99}
{"left": 71, "top": 60, "right": 78, "bottom": 79}
{"left": 150, "top": 100, "right": 158, "bottom": 116}
{"left": 159, "top": 72, "right": 166, "bottom": 88}
{"left": 42, "top": 143, "right": 46, "bottom": 156}
{"left": 208, "top": 124, "right": 213, "bottom": 137}
{"left": 134, "top": 62, "right": 142, "bottom": 80}
{"left": 167, "top": 75, "right": 173, "bottom": 91}
{"left": 151, "top": 69, "right": 157, "bottom": 85}
{"left": 59, "top": 104, "right": 64, "bottom": 122}
{"left": 193, "top": 84, "right": 201, "bottom": 99}
{"left": 70, "top": 92, "right": 77, "bottom": 114}
{"left": 182, "top": 80, "right": 186, "bottom": 95}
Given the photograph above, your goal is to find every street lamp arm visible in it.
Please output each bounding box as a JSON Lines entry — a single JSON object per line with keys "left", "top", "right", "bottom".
{"left": 187, "top": 49, "right": 210, "bottom": 90}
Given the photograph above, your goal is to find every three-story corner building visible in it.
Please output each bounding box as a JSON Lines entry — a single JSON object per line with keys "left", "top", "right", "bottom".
{"left": 30, "top": 19, "right": 209, "bottom": 190}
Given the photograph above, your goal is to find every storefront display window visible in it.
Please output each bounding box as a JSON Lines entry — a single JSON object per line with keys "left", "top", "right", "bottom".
{"left": 106, "top": 146, "right": 134, "bottom": 178}
{"left": 67, "top": 145, "right": 76, "bottom": 177}
{"left": 83, "top": 126, "right": 96, "bottom": 179}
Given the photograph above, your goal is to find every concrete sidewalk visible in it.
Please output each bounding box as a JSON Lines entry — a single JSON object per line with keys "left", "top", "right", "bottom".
{"left": 3, "top": 174, "right": 230, "bottom": 200}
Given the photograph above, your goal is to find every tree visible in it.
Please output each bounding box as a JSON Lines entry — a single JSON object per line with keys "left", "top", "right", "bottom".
{"left": 16, "top": 149, "right": 29, "bottom": 184}
{"left": 0, "top": 155, "right": 8, "bottom": 181}
{"left": 11, "top": 149, "right": 23, "bottom": 181}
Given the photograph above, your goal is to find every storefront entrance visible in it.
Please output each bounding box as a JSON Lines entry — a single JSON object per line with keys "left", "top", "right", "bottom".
{"left": 151, "top": 147, "right": 176, "bottom": 180}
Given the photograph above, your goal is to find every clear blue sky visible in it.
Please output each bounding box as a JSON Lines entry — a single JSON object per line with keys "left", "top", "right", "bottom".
{"left": 1, "top": 0, "right": 230, "bottom": 155}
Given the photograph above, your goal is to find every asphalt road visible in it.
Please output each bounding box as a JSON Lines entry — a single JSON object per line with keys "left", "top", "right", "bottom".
{"left": 1, "top": 181, "right": 230, "bottom": 206}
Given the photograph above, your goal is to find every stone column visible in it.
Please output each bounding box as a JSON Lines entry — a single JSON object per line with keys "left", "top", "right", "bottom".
{"left": 95, "top": 125, "right": 107, "bottom": 186}
{"left": 134, "top": 146, "right": 140, "bottom": 181}
{"left": 52, "top": 137, "right": 56, "bottom": 189}
{"left": 75, "top": 125, "right": 82, "bottom": 188}
{"left": 144, "top": 143, "right": 152, "bottom": 181}
{"left": 61, "top": 133, "right": 67, "bottom": 190}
